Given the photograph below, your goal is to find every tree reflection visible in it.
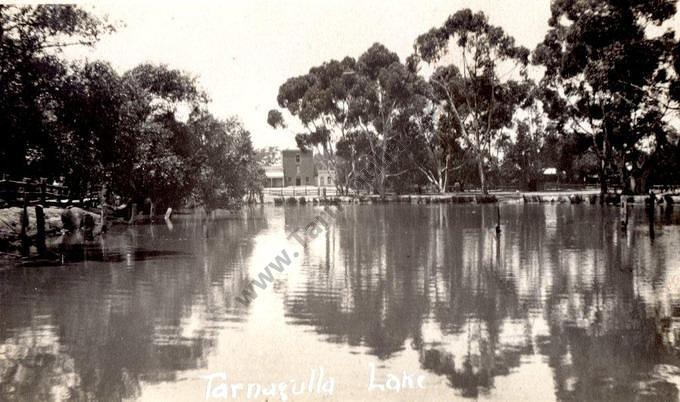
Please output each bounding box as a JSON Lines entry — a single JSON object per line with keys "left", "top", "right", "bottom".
{"left": 283, "top": 204, "right": 680, "bottom": 399}
{"left": 0, "top": 209, "right": 268, "bottom": 401}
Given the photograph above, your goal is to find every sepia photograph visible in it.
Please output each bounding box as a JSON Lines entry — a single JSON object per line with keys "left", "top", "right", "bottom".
{"left": 1, "top": 1, "right": 680, "bottom": 400}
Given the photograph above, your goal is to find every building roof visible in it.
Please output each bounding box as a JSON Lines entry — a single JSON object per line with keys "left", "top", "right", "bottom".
{"left": 282, "top": 149, "right": 311, "bottom": 155}
{"left": 264, "top": 166, "right": 283, "bottom": 178}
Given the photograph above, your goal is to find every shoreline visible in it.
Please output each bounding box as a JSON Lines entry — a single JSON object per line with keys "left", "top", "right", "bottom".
{"left": 261, "top": 190, "right": 680, "bottom": 206}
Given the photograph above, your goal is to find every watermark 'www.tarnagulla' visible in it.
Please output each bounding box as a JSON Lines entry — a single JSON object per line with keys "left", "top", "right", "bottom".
{"left": 234, "top": 141, "right": 407, "bottom": 306}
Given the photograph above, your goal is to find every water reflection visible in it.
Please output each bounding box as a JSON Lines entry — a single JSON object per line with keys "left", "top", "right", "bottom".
{"left": 1, "top": 205, "right": 680, "bottom": 401}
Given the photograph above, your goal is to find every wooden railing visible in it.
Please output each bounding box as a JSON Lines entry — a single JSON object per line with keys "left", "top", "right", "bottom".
{"left": 263, "top": 186, "right": 338, "bottom": 197}
{"left": 0, "top": 178, "right": 98, "bottom": 208}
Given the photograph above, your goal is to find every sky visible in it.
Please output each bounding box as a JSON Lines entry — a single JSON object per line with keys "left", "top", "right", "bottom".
{"left": 64, "top": 1, "right": 554, "bottom": 149}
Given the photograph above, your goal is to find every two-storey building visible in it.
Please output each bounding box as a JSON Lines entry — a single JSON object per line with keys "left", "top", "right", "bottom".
{"left": 282, "top": 149, "right": 315, "bottom": 186}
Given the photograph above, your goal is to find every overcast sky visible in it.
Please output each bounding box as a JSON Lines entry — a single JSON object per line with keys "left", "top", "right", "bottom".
{"left": 66, "top": 1, "right": 553, "bottom": 149}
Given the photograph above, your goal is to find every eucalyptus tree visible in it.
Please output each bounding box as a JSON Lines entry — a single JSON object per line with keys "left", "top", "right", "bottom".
{"left": 351, "top": 43, "right": 431, "bottom": 196}
{"left": 268, "top": 57, "right": 359, "bottom": 187}
{"left": 501, "top": 119, "right": 543, "bottom": 190}
{"left": 270, "top": 44, "right": 429, "bottom": 196}
{"left": 413, "top": 9, "right": 531, "bottom": 194}
{"left": 533, "top": 0, "right": 678, "bottom": 195}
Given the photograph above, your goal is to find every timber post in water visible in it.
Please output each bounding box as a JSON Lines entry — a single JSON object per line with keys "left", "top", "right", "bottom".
{"left": 647, "top": 191, "right": 656, "bottom": 239}
{"left": 620, "top": 198, "right": 629, "bottom": 231}
{"left": 35, "top": 205, "right": 47, "bottom": 256}
{"left": 496, "top": 205, "right": 501, "bottom": 236}
{"left": 128, "top": 203, "right": 137, "bottom": 225}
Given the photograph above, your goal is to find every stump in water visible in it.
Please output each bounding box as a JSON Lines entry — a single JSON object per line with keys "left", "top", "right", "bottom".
{"left": 82, "top": 214, "right": 95, "bottom": 240}
{"left": 61, "top": 208, "right": 79, "bottom": 232}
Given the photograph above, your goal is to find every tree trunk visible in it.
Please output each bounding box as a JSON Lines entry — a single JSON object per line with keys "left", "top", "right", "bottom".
{"left": 443, "top": 154, "right": 450, "bottom": 192}
{"left": 478, "top": 156, "right": 487, "bottom": 195}
{"left": 599, "top": 134, "right": 609, "bottom": 204}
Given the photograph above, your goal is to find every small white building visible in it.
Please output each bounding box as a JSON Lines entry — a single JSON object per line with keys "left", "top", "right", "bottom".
{"left": 317, "top": 169, "right": 336, "bottom": 187}
{"left": 264, "top": 166, "right": 284, "bottom": 187}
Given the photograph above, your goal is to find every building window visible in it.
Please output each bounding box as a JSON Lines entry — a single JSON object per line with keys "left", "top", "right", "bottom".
{"left": 287, "top": 177, "right": 291, "bottom": 183}
{"left": 306, "top": 177, "right": 309, "bottom": 184}
{"left": 295, "top": 154, "right": 300, "bottom": 163}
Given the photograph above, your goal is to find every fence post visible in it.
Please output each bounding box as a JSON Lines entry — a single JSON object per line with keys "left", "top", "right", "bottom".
{"left": 40, "top": 180, "right": 46, "bottom": 204}
{"left": 35, "top": 205, "right": 47, "bottom": 256}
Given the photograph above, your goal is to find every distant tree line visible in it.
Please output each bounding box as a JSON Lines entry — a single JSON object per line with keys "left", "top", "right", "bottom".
{"left": 0, "top": 5, "right": 263, "bottom": 211}
{"left": 269, "top": 2, "right": 680, "bottom": 196}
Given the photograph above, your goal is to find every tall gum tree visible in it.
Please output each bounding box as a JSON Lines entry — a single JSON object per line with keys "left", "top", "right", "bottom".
{"left": 413, "top": 9, "right": 531, "bottom": 194}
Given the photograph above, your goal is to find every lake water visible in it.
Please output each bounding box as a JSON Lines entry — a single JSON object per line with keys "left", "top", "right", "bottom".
{"left": 1, "top": 204, "right": 680, "bottom": 401}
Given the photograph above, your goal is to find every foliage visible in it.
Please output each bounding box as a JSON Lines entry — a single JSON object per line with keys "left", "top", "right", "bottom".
{"left": 268, "top": 5, "right": 679, "bottom": 194}
{"left": 255, "top": 146, "right": 280, "bottom": 167}
{"left": 192, "top": 115, "right": 258, "bottom": 210}
{"left": 0, "top": 5, "right": 260, "bottom": 210}
{"left": 532, "top": 0, "right": 679, "bottom": 194}
{"left": 0, "top": 5, "right": 113, "bottom": 176}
